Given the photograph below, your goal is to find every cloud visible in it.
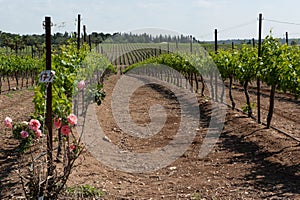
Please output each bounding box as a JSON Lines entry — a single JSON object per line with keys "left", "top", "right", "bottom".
{"left": 194, "top": 0, "right": 213, "bottom": 8}
{"left": 137, "top": 2, "right": 165, "bottom": 9}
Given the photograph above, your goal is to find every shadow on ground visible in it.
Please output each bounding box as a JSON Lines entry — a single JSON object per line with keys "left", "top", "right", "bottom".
{"left": 220, "top": 129, "right": 300, "bottom": 198}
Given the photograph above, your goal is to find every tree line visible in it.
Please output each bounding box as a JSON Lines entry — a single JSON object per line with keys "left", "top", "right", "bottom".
{"left": 0, "top": 30, "right": 197, "bottom": 51}
{"left": 0, "top": 31, "right": 113, "bottom": 52}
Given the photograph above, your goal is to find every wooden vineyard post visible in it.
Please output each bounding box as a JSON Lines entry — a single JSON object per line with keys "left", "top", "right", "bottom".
{"left": 89, "top": 35, "right": 92, "bottom": 51}
{"left": 286, "top": 32, "right": 289, "bottom": 45}
{"left": 257, "top": 13, "right": 262, "bottom": 124}
{"left": 15, "top": 41, "right": 18, "bottom": 55}
{"left": 214, "top": 29, "right": 218, "bottom": 54}
{"left": 44, "top": 16, "right": 54, "bottom": 190}
{"left": 74, "top": 14, "right": 81, "bottom": 118}
{"left": 77, "top": 14, "right": 81, "bottom": 50}
{"left": 190, "top": 35, "right": 193, "bottom": 53}
{"left": 31, "top": 45, "right": 34, "bottom": 58}
{"left": 214, "top": 29, "right": 218, "bottom": 102}
{"left": 83, "top": 25, "right": 87, "bottom": 43}
{"left": 252, "top": 38, "right": 255, "bottom": 48}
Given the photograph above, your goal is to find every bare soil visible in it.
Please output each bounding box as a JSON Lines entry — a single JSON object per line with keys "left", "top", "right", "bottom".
{"left": 0, "top": 74, "right": 299, "bottom": 199}
{"left": 0, "top": 89, "right": 35, "bottom": 199}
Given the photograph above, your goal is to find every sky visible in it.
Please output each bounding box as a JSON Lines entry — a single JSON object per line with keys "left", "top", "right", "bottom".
{"left": 1, "top": 0, "right": 300, "bottom": 41}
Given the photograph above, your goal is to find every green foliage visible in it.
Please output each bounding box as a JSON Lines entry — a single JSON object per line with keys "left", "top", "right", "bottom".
{"left": 12, "top": 122, "right": 35, "bottom": 153}
{"left": 191, "top": 191, "right": 202, "bottom": 200}
{"left": 186, "top": 52, "right": 213, "bottom": 75}
{"left": 241, "top": 102, "right": 256, "bottom": 113}
{"left": 76, "top": 50, "right": 114, "bottom": 107}
{"left": 33, "top": 40, "right": 115, "bottom": 121}
{"left": 78, "top": 50, "right": 113, "bottom": 81}
{"left": 106, "top": 62, "right": 118, "bottom": 74}
{"left": 235, "top": 45, "right": 259, "bottom": 85}
{"left": 93, "top": 83, "right": 106, "bottom": 106}
{"left": 261, "top": 35, "right": 300, "bottom": 97}
{"left": 0, "top": 54, "right": 41, "bottom": 77}
{"left": 261, "top": 35, "right": 286, "bottom": 87}
{"left": 65, "top": 184, "right": 105, "bottom": 198}
{"left": 211, "top": 35, "right": 300, "bottom": 98}
{"left": 211, "top": 49, "right": 238, "bottom": 81}
{"left": 33, "top": 41, "right": 88, "bottom": 118}
{"left": 124, "top": 53, "right": 200, "bottom": 76}
{"left": 211, "top": 45, "right": 258, "bottom": 85}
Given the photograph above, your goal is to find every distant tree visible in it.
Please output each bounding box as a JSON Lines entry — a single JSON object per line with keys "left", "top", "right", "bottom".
{"left": 291, "top": 40, "right": 298, "bottom": 46}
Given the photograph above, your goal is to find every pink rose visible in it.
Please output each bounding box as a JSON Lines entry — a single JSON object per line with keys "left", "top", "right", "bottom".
{"left": 54, "top": 118, "right": 62, "bottom": 129}
{"left": 69, "top": 144, "right": 76, "bottom": 151}
{"left": 4, "top": 117, "right": 13, "bottom": 129}
{"left": 78, "top": 80, "right": 85, "bottom": 90}
{"left": 61, "top": 125, "right": 71, "bottom": 136}
{"left": 67, "top": 114, "right": 77, "bottom": 126}
{"left": 29, "top": 119, "right": 41, "bottom": 131}
{"left": 35, "top": 129, "right": 42, "bottom": 139}
{"left": 20, "top": 131, "right": 29, "bottom": 139}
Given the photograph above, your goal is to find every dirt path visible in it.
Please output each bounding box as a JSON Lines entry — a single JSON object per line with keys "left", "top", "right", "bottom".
{"left": 68, "top": 74, "right": 300, "bottom": 199}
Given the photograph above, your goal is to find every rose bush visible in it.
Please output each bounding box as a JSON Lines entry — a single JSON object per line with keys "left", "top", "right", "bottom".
{"left": 3, "top": 117, "right": 43, "bottom": 153}
{"left": 3, "top": 40, "right": 112, "bottom": 199}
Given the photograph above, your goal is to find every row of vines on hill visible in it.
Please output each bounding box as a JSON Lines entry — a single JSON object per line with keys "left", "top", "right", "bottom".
{"left": 123, "top": 52, "right": 204, "bottom": 94}
{"left": 120, "top": 35, "right": 300, "bottom": 129}
{"left": 99, "top": 43, "right": 196, "bottom": 67}
{"left": 0, "top": 54, "right": 41, "bottom": 93}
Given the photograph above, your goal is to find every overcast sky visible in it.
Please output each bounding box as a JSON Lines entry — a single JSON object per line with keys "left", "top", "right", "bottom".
{"left": 1, "top": 0, "right": 300, "bottom": 41}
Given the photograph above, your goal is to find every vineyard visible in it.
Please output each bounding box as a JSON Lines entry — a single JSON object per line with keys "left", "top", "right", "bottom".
{"left": 1, "top": 15, "right": 300, "bottom": 199}
{"left": 96, "top": 38, "right": 300, "bottom": 141}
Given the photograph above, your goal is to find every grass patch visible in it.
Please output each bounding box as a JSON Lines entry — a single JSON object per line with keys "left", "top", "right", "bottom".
{"left": 65, "top": 184, "right": 105, "bottom": 198}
